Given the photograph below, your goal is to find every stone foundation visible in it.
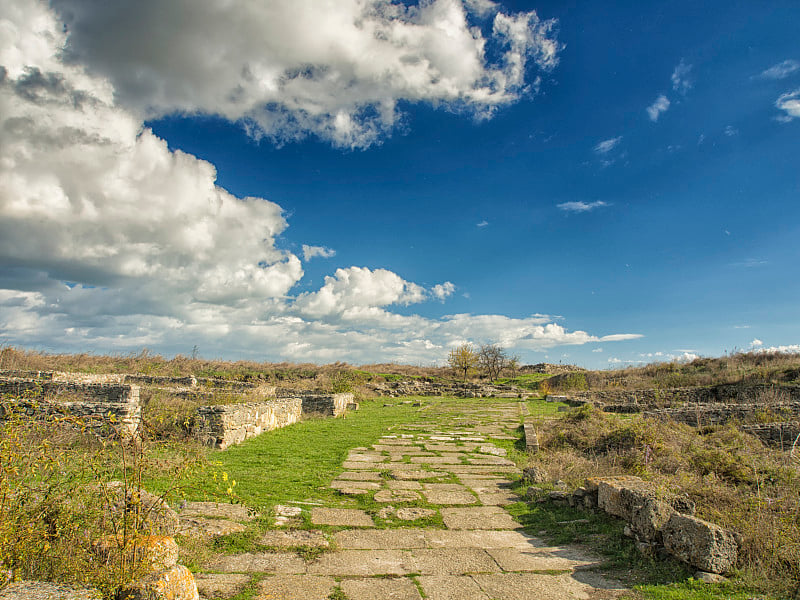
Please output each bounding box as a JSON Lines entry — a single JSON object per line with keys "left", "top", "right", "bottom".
{"left": 300, "top": 393, "right": 353, "bottom": 417}
{"left": 195, "top": 399, "right": 303, "bottom": 450}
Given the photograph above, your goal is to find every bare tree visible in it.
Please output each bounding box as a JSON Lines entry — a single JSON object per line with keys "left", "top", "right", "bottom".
{"left": 448, "top": 344, "right": 478, "bottom": 381}
{"left": 478, "top": 344, "right": 508, "bottom": 381}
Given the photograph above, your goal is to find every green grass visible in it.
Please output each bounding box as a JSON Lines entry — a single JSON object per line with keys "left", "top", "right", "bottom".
{"left": 495, "top": 372, "right": 553, "bottom": 390}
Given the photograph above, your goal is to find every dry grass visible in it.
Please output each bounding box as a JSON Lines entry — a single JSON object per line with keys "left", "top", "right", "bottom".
{"left": 528, "top": 405, "right": 800, "bottom": 596}
{"left": 543, "top": 351, "right": 800, "bottom": 392}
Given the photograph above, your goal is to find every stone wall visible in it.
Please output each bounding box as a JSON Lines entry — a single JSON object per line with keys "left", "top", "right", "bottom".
{"left": 366, "top": 380, "right": 527, "bottom": 398}
{"left": 299, "top": 392, "right": 353, "bottom": 417}
{"left": 740, "top": 422, "right": 800, "bottom": 448}
{"left": 0, "top": 378, "right": 141, "bottom": 436}
{"left": 570, "top": 384, "right": 800, "bottom": 410}
{"left": 195, "top": 399, "right": 302, "bottom": 449}
{"left": 643, "top": 402, "right": 800, "bottom": 428}
{"left": 533, "top": 475, "right": 738, "bottom": 575}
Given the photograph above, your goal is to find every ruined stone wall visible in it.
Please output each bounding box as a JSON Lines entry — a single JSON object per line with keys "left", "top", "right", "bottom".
{"left": 571, "top": 384, "right": 800, "bottom": 411}
{"left": 740, "top": 422, "right": 800, "bottom": 448}
{"left": 0, "top": 378, "right": 141, "bottom": 436}
{"left": 195, "top": 398, "right": 302, "bottom": 449}
{"left": 299, "top": 392, "right": 353, "bottom": 417}
{"left": 365, "top": 380, "right": 526, "bottom": 398}
{"left": 643, "top": 402, "right": 800, "bottom": 428}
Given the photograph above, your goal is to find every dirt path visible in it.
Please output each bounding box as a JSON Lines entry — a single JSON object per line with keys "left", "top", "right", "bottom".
{"left": 194, "top": 401, "right": 629, "bottom": 599}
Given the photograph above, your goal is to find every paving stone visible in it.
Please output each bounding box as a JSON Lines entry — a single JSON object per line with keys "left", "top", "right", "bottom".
{"left": 256, "top": 575, "right": 335, "bottom": 600}
{"left": 422, "top": 483, "right": 468, "bottom": 491}
{"left": 307, "top": 550, "right": 413, "bottom": 576}
{"left": 337, "top": 471, "right": 383, "bottom": 481}
{"left": 334, "top": 529, "right": 427, "bottom": 549}
{"left": 395, "top": 507, "right": 437, "bottom": 521}
{"left": 417, "top": 575, "right": 490, "bottom": 600}
{"left": 487, "top": 547, "right": 594, "bottom": 572}
{"left": 207, "top": 552, "right": 306, "bottom": 574}
{"left": 378, "top": 439, "right": 415, "bottom": 445}
{"left": 424, "top": 444, "right": 472, "bottom": 452}
{"left": 181, "top": 501, "right": 255, "bottom": 521}
{"left": 347, "top": 453, "right": 388, "bottom": 462}
{"left": 471, "top": 573, "right": 593, "bottom": 600}
{"left": 445, "top": 465, "right": 519, "bottom": 475}
{"left": 374, "top": 489, "right": 422, "bottom": 503}
{"left": 387, "top": 480, "right": 422, "bottom": 490}
{"left": 441, "top": 507, "right": 519, "bottom": 530}
{"left": 410, "top": 455, "right": 463, "bottom": 464}
{"left": 423, "top": 530, "right": 536, "bottom": 549}
{"left": 340, "top": 577, "right": 422, "bottom": 600}
{"left": 180, "top": 516, "right": 248, "bottom": 538}
{"left": 331, "top": 480, "right": 381, "bottom": 490}
{"left": 392, "top": 470, "right": 447, "bottom": 480}
{"left": 476, "top": 492, "right": 520, "bottom": 506}
{"left": 477, "top": 445, "right": 507, "bottom": 456}
{"left": 194, "top": 573, "right": 250, "bottom": 599}
{"left": 422, "top": 490, "right": 478, "bottom": 505}
{"left": 409, "top": 548, "right": 501, "bottom": 575}
{"left": 458, "top": 478, "right": 510, "bottom": 491}
{"left": 467, "top": 457, "right": 516, "bottom": 466}
{"left": 258, "top": 529, "right": 329, "bottom": 548}
{"left": 311, "top": 508, "right": 375, "bottom": 527}
{"left": 342, "top": 461, "right": 384, "bottom": 470}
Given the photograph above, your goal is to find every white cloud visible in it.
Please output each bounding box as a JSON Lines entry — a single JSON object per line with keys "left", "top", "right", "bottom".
{"left": 594, "top": 136, "right": 622, "bottom": 154}
{"left": 592, "top": 347, "right": 603, "bottom": 353}
{"left": 50, "top": 0, "right": 560, "bottom": 149}
{"left": 776, "top": 89, "right": 800, "bottom": 121}
{"left": 477, "top": 220, "right": 489, "bottom": 227}
{"left": 431, "top": 282, "right": 456, "bottom": 301}
{"left": 557, "top": 201, "right": 609, "bottom": 213}
{"left": 671, "top": 60, "right": 692, "bottom": 95}
{"left": 0, "top": 1, "right": 641, "bottom": 365}
{"left": 302, "top": 245, "right": 336, "bottom": 261}
{"left": 753, "top": 344, "right": 800, "bottom": 355}
{"left": 759, "top": 59, "right": 800, "bottom": 80}
{"left": 646, "top": 95, "right": 670, "bottom": 121}
{"left": 750, "top": 338, "right": 764, "bottom": 347}
{"left": 724, "top": 125, "right": 739, "bottom": 136}
{"left": 730, "top": 258, "right": 768, "bottom": 268}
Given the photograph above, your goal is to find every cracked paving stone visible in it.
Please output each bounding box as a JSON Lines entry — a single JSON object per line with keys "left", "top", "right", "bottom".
{"left": 417, "top": 575, "right": 490, "bottom": 600}
{"left": 258, "top": 529, "right": 329, "bottom": 548}
{"left": 311, "top": 508, "right": 374, "bottom": 527}
{"left": 374, "top": 489, "right": 422, "bottom": 503}
{"left": 440, "top": 507, "right": 519, "bottom": 530}
{"left": 255, "top": 575, "right": 336, "bottom": 600}
{"left": 471, "top": 573, "right": 596, "bottom": 600}
{"left": 334, "top": 529, "right": 427, "bottom": 549}
{"left": 306, "top": 550, "right": 413, "bottom": 576}
{"left": 421, "top": 490, "right": 478, "bottom": 505}
{"left": 408, "top": 548, "right": 501, "bottom": 575}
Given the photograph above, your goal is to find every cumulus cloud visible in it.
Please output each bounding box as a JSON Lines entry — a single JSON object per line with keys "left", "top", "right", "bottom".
{"left": 557, "top": 201, "right": 609, "bottom": 213}
{"left": 594, "top": 137, "right": 622, "bottom": 154}
{"left": 646, "top": 95, "right": 670, "bottom": 121}
{"left": 776, "top": 89, "right": 800, "bottom": 121}
{"left": 302, "top": 245, "right": 336, "bottom": 261}
{"left": 750, "top": 338, "right": 764, "bottom": 347}
{"left": 759, "top": 59, "right": 800, "bottom": 80}
{"left": 0, "top": 1, "right": 640, "bottom": 365}
{"left": 51, "top": 0, "right": 560, "bottom": 149}
{"left": 753, "top": 344, "right": 800, "bottom": 354}
{"left": 671, "top": 60, "right": 692, "bottom": 94}
{"left": 477, "top": 220, "right": 489, "bottom": 227}
{"left": 431, "top": 282, "right": 456, "bottom": 301}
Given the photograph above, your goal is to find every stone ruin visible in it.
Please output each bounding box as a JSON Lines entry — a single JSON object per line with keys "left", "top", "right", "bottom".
{"left": 0, "top": 369, "right": 354, "bottom": 449}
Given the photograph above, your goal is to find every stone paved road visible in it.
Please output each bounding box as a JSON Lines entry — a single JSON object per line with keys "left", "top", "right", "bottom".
{"left": 195, "top": 401, "right": 629, "bottom": 600}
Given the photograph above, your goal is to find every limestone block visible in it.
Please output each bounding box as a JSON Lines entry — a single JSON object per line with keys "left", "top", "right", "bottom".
{"left": 594, "top": 476, "right": 650, "bottom": 520}
{"left": 630, "top": 498, "right": 675, "bottom": 543}
{"left": 119, "top": 565, "right": 199, "bottom": 600}
{"left": 101, "top": 481, "right": 179, "bottom": 535}
{"left": 94, "top": 535, "right": 178, "bottom": 574}
{"left": 661, "top": 513, "right": 738, "bottom": 574}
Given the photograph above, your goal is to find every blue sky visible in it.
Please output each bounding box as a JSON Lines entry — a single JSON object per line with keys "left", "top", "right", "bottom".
{"left": 0, "top": 0, "right": 798, "bottom": 367}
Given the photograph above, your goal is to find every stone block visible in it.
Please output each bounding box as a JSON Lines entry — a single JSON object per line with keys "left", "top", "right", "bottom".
{"left": 661, "top": 513, "right": 738, "bottom": 574}
{"left": 630, "top": 498, "right": 675, "bottom": 543}
{"left": 119, "top": 564, "right": 199, "bottom": 600}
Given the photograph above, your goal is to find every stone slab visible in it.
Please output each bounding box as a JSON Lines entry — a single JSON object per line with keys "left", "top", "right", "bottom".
{"left": 487, "top": 548, "right": 599, "bottom": 571}
{"left": 422, "top": 490, "right": 478, "bottom": 505}
{"left": 409, "top": 548, "right": 501, "bottom": 575}
{"left": 392, "top": 470, "right": 447, "bottom": 480}
{"left": 334, "top": 529, "right": 427, "bottom": 549}
{"left": 337, "top": 471, "right": 383, "bottom": 481}
{"left": 258, "top": 529, "right": 329, "bottom": 548}
{"left": 441, "top": 507, "right": 519, "bottom": 530}
{"left": 311, "top": 508, "right": 375, "bottom": 527}
{"left": 256, "top": 575, "right": 335, "bottom": 600}
{"left": 340, "top": 577, "right": 422, "bottom": 600}
{"left": 410, "top": 455, "right": 464, "bottom": 464}
{"left": 471, "top": 573, "right": 593, "bottom": 600}
{"left": 179, "top": 517, "right": 248, "bottom": 538}
{"left": 374, "top": 489, "right": 421, "bottom": 502}
{"left": 306, "top": 550, "right": 413, "bottom": 576}
{"left": 387, "top": 480, "right": 422, "bottom": 490}
{"left": 206, "top": 552, "right": 306, "bottom": 574}
{"left": 423, "top": 530, "right": 537, "bottom": 549}
{"left": 395, "top": 507, "right": 438, "bottom": 521}
{"left": 476, "top": 492, "right": 520, "bottom": 506}
{"left": 417, "top": 575, "right": 490, "bottom": 600}
{"left": 181, "top": 501, "right": 254, "bottom": 521}
{"left": 194, "top": 573, "right": 250, "bottom": 599}
{"left": 422, "top": 483, "right": 468, "bottom": 491}
{"left": 331, "top": 480, "right": 381, "bottom": 490}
